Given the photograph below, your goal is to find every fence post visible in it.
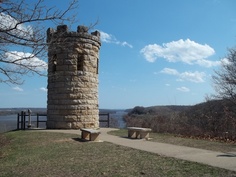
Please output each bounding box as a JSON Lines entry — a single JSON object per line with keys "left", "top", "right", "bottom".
{"left": 27, "top": 109, "right": 32, "bottom": 128}
{"left": 23, "top": 111, "right": 26, "bottom": 130}
{"left": 21, "top": 111, "right": 24, "bottom": 130}
{"left": 17, "top": 113, "right": 19, "bottom": 130}
{"left": 37, "top": 113, "right": 39, "bottom": 128}
{"left": 108, "top": 113, "right": 110, "bottom": 128}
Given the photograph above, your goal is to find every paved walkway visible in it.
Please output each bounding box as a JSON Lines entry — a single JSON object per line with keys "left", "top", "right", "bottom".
{"left": 35, "top": 128, "right": 236, "bottom": 172}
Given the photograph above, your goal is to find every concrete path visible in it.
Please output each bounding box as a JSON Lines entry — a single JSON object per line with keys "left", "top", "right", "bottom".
{"left": 34, "top": 128, "right": 236, "bottom": 172}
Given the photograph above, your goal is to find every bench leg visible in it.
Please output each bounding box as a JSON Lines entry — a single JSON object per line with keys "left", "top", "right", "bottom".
{"left": 90, "top": 133, "right": 100, "bottom": 141}
{"left": 140, "top": 132, "right": 150, "bottom": 139}
{"left": 81, "top": 131, "right": 100, "bottom": 141}
{"left": 81, "top": 131, "right": 90, "bottom": 140}
{"left": 136, "top": 131, "right": 141, "bottom": 139}
{"left": 128, "top": 130, "right": 137, "bottom": 138}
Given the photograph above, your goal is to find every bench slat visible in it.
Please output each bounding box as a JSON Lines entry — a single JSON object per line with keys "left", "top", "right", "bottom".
{"left": 127, "top": 127, "right": 152, "bottom": 132}
{"left": 80, "top": 128, "right": 101, "bottom": 134}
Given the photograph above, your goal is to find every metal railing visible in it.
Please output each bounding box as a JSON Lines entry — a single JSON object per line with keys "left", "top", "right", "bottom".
{"left": 17, "top": 111, "right": 110, "bottom": 129}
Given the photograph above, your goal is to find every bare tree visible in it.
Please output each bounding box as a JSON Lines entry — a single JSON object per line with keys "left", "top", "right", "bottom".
{"left": 212, "top": 47, "right": 236, "bottom": 104}
{"left": 0, "top": 0, "right": 79, "bottom": 85}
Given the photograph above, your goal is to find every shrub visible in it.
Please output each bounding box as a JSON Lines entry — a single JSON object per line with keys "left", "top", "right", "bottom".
{"left": 124, "top": 101, "right": 236, "bottom": 142}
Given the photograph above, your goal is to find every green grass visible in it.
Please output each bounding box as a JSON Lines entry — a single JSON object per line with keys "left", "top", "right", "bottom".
{"left": 0, "top": 131, "right": 236, "bottom": 177}
{"left": 108, "top": 129, "right": 236, "bottom": 153}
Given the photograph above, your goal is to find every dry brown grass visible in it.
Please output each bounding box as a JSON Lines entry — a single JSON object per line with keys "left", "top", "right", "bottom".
{"left": 1, "top": 131, "right": 236, "bottom": 177}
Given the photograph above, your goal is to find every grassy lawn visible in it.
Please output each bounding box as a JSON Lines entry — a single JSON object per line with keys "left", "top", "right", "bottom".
{"left": 108, "top": 129, "right": 236, "bottom": 153}
{"left": 0, "top": 131, "right": 236, "bottom": 177}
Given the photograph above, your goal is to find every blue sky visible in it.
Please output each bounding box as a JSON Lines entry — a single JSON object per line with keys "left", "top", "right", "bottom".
{"left": 1, "top": 0, "right": 236, "bottom": 109}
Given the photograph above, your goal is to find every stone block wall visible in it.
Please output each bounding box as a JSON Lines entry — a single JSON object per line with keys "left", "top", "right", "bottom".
{"left": 46, "top": 25, "right": 101, "bottom": 129}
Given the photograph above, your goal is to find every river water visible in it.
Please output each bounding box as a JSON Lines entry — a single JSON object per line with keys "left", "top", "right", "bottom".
{"left": 0, "top": 114, "right": 19, "bottom": 133}
{"left": 0, "top": 111, "right": 127, "bottom": 133}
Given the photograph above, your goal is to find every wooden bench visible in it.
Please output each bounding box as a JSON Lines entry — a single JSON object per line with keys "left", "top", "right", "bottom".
{"left": 127, "top": 127, "right": 152, "bottom": 139}
{"left": 80, "top": 128, "right": 101, "bottom": 141}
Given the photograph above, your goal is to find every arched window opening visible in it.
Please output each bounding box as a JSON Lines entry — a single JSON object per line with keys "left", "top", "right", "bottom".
{"left": 77, "top": 54, "right": 84, "bottom": 72}
{"left": 96, "top": 58, "right": 99, "bottom": 74}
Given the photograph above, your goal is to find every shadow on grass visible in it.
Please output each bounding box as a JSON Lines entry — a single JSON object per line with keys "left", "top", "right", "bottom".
{"left": 112, "top": 135, "right": 150, "bottom": 141}
{"left": 71, "top": 137, "right": 90, "bottom": 142}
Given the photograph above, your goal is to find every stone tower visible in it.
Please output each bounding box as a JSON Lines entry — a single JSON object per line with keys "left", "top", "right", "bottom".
{"left": 46, "top": 25, "right": 101, "bottom": 129}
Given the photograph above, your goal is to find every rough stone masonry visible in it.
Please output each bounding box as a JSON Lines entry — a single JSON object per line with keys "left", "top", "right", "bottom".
{"left": 46, "top": 25, "right": 101, "bottom": 129}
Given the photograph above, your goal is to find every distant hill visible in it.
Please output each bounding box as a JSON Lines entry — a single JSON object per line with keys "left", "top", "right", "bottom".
{"left": 126, "top": 105, "right": 191, "bottom": 117}
{"left": 126, "top": 99, "right": 236, "bottom": 117}
{"left": 0, "top": 108, "right": 47, "bottom": 115}
{"left": 2, "top": 100, "right": 235, "bottom": 118}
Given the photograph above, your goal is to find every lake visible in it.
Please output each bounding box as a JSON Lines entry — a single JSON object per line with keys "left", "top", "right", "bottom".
{"left": 0, "top": 111, "right": 127, "bottom": 133}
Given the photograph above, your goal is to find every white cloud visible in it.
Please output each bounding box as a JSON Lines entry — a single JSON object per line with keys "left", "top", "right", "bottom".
{"left": 195, "top": 59, "right": 214, "bottom": 67}
{"left": 0, "top": 13, "right": 47, "bottom": 74}
{"left": 12, "top": 86, "right": 23, "bottom": 92}
{"left": 140, "top": 39, "right": 218, "bottom": 67}
{"left": 160, "top": 68, "right": 179, "bottom": 75}
{"left": 160, "top": 67, "right": 206, "bottom": 83}
{"left": 100, "top": 31, "right": 113, "bottom": 43}
{"left": 195, "top": 59, "right": 222, "bottom": 67}
{"left": 5, "top": 51, "right": 48, "bottom": 71}
{"left": 40, "top": 87, "right": 47, "bottom": 92}
{"left": 0, "top": 12, "right": 33, "bottom": 38}
{"left": 179, "top": 71, "right": 205, "bottom": 83}
{"left": 121, "top": 41, "right": 133, "bottom": 48}
{"left": 220, "top": 58, "right": 231, "bottom": 66}
{"left": 99, "top": 31, "right": 133, "bottom": 48}
{"left": 177, "top": 86, "right": 190, "bottom": 92}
